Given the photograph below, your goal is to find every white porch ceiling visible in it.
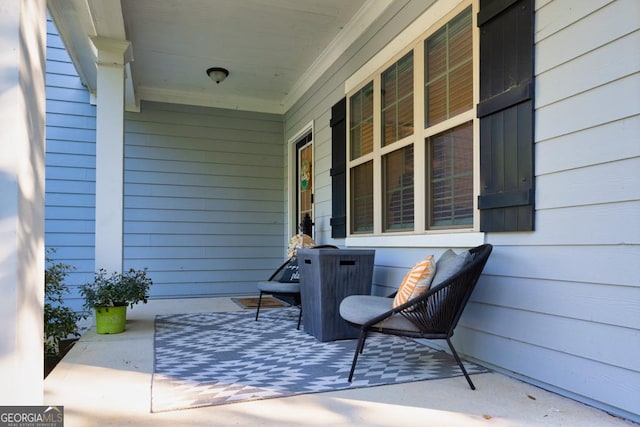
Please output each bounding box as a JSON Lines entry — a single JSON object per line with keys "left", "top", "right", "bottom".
{"left": 48, "top": 0, "right": 392, "bottom": 114}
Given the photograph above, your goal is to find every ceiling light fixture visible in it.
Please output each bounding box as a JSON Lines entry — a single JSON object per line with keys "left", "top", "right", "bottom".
{"left": 206, "top": 67, "right": 229, "bottom": 84}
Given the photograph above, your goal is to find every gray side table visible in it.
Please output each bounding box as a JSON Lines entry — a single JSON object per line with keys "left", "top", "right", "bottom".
{"left": 297, "top": 248, "right": 375, "bottom": 341}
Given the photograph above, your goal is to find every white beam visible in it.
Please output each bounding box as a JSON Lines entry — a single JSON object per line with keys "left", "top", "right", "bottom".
{"left": 48, "top": 0, "right": 138, "bottom": 112}
{"left": 92, "top": 36, "right": 131, "bottom": 273}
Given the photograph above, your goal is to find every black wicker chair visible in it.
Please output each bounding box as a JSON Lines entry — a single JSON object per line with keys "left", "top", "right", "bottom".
{"left": 339, "top": 243, "right": 492, "bottom": 389}
{"left": 255, "top": 256, "right": 303, "bottom": 328}
{"left": 255, "top": 245, "right": 338, "bottom": 329}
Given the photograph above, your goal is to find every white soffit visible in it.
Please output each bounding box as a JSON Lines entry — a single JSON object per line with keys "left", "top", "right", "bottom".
{"left": 283, "top": 0, "right": 394, "bottom": 111}
{"left": 49, "top": 0, "right": 393, "bottom": 114}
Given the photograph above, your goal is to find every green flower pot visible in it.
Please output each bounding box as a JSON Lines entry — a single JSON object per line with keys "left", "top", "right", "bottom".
{"left": 95, "top": 306, "right": 127, "bottom": 334}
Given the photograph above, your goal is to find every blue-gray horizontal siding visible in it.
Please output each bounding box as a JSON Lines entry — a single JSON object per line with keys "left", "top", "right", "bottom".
{"left": 45, "top": 17, "right": 96, "bottom": 311}
{"left": 123, "top": 101, "right": 285, "bottom": 298}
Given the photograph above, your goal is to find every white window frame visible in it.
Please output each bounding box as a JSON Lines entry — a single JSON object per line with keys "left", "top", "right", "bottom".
{"left": 344, "top": 0, "right": 483, "bottom": 248}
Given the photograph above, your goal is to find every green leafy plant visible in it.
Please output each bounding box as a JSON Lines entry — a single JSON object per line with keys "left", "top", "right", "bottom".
{"left": 45, "top": 249, "right": 82, "bottom": 356}
{"left": 80, "top": 268, "right": 152, "bottom": 312}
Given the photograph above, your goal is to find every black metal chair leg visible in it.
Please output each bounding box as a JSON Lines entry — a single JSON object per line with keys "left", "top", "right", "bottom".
{"left": 348, "top": 329, "right": 368, "bottom": 382}
{"left": 296, "top": 306, "right": 302, "bottom": 330}
{"left": 447, "top": 337, "right": 475, "bottom": 390}
{"left": 359, "top": 331, "right": 369, "bottom": 354}
{"left": 255, "top": 291, "right": 264, "bottom": 321}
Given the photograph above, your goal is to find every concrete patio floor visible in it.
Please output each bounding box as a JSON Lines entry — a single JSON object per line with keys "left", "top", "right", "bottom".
{"left": 44, "top": 297, "right": 636, "bottom": 426}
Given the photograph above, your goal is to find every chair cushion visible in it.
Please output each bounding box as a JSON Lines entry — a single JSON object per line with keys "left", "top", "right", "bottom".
{"left": 340, "top": 295, "right": 420, "bottom": 332}
{"left": 432, "top": 249, "right": 471, "bottom": 287}
{"left": 257, "top": 280, "right": 301, "bottom": 294}
{"left": 392, "top": 255, "right": 437, "bottom": 308}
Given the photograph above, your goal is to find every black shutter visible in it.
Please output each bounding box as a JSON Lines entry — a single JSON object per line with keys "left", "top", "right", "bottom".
{"left": 477, "top": 0, "right": 535, "bottom": 231}
{"left": 330, "top": 97, "right": 347, "bottom": 238}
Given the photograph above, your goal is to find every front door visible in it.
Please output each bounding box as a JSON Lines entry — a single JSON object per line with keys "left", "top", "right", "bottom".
{"left": 296, "top": 133, "right": 313, "bottom": 236}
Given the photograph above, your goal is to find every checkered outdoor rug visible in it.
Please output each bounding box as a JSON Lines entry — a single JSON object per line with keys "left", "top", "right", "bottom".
{"left": 151, "top": 307, "right": 487, "bottom": 412}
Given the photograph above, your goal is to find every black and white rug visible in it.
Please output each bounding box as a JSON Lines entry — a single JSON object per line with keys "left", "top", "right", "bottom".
{"left": 151, "top": 308, "right": 486, "bottom": 412}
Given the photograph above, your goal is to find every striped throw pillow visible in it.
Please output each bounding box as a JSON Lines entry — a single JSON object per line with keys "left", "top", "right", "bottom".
{"left": 392, "top": 255, "right": 437, "bottom": 308}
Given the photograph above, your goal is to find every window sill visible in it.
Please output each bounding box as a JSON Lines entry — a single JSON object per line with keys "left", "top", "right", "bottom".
{"left": 345, "top": 231, "right": 485, "bottom": 248}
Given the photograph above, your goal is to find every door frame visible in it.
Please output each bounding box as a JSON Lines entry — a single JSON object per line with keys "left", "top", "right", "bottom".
{"left": 287, "top": 121, "right": 314, "bottom": 239}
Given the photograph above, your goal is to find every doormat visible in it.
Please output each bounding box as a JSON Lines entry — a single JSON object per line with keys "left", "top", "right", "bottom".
{"left": 231, "top": 296, "right": 287, "bottom": 309}
{"left": 151, "top": 308, "right": 487, "bottom": 412}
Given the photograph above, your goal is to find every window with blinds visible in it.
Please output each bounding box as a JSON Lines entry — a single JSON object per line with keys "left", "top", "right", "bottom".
{"left": 384, "top": 145, "right": 414, "bottom": 231}
{"left": 350, "top": 160, "right": 373, "bottom": 233}
{"left": 425, "top": 7, "right": 473, "bottom": 127}
{"left": 428, "top": 122, "right": 473, "bottom": 227}
{"left": 349, "top": 82, "right": 374, "bottom": 160}
{"left": 425, "top": 7, "right": 473, "bottom": 228}
{"left": 382, "top": 52, "right": 414, "bottom": 147}
{"left": 345, "top": 2, "right": 475, "bottom": 237}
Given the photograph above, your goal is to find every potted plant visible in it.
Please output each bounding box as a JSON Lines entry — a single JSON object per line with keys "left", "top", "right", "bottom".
{"left": 80, "top": 268, "right": 153, "bottom": 334}
{"left": 45, "top": 249, "right": 82, "bottom": 375}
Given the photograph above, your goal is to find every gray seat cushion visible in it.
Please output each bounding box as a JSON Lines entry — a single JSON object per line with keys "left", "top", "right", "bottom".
{"left": 339, "top": 295, "right": 420, "bottom": 332}
{"left": 257, "top": 280, "right": 301, "bottom": 293}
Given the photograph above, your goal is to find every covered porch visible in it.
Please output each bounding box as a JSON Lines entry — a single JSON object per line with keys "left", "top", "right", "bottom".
{"left": 44, "top": 297, "right": 632, "bottom": 426}
{"left": 2, "top": 0, "right": 638, "bottom": 423}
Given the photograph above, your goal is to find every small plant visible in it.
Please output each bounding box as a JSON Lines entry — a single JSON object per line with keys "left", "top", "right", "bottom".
{"left": 45, "top": 249, "right": 82, "bottom": 356}
{"left": 80, "top": 268, "right": 152, "bottom": 313}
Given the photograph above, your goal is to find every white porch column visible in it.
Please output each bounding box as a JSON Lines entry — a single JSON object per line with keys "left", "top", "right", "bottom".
{"left": 91, "top": 37, "right": 132, "bottom": 273}
{"left": 0, "top": 0, "right": 46, "bottom": 403}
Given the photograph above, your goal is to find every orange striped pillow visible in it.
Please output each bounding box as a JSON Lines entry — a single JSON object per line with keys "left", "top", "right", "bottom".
{"left": 392, "top": 255, "right": 437, "bottom": 308}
